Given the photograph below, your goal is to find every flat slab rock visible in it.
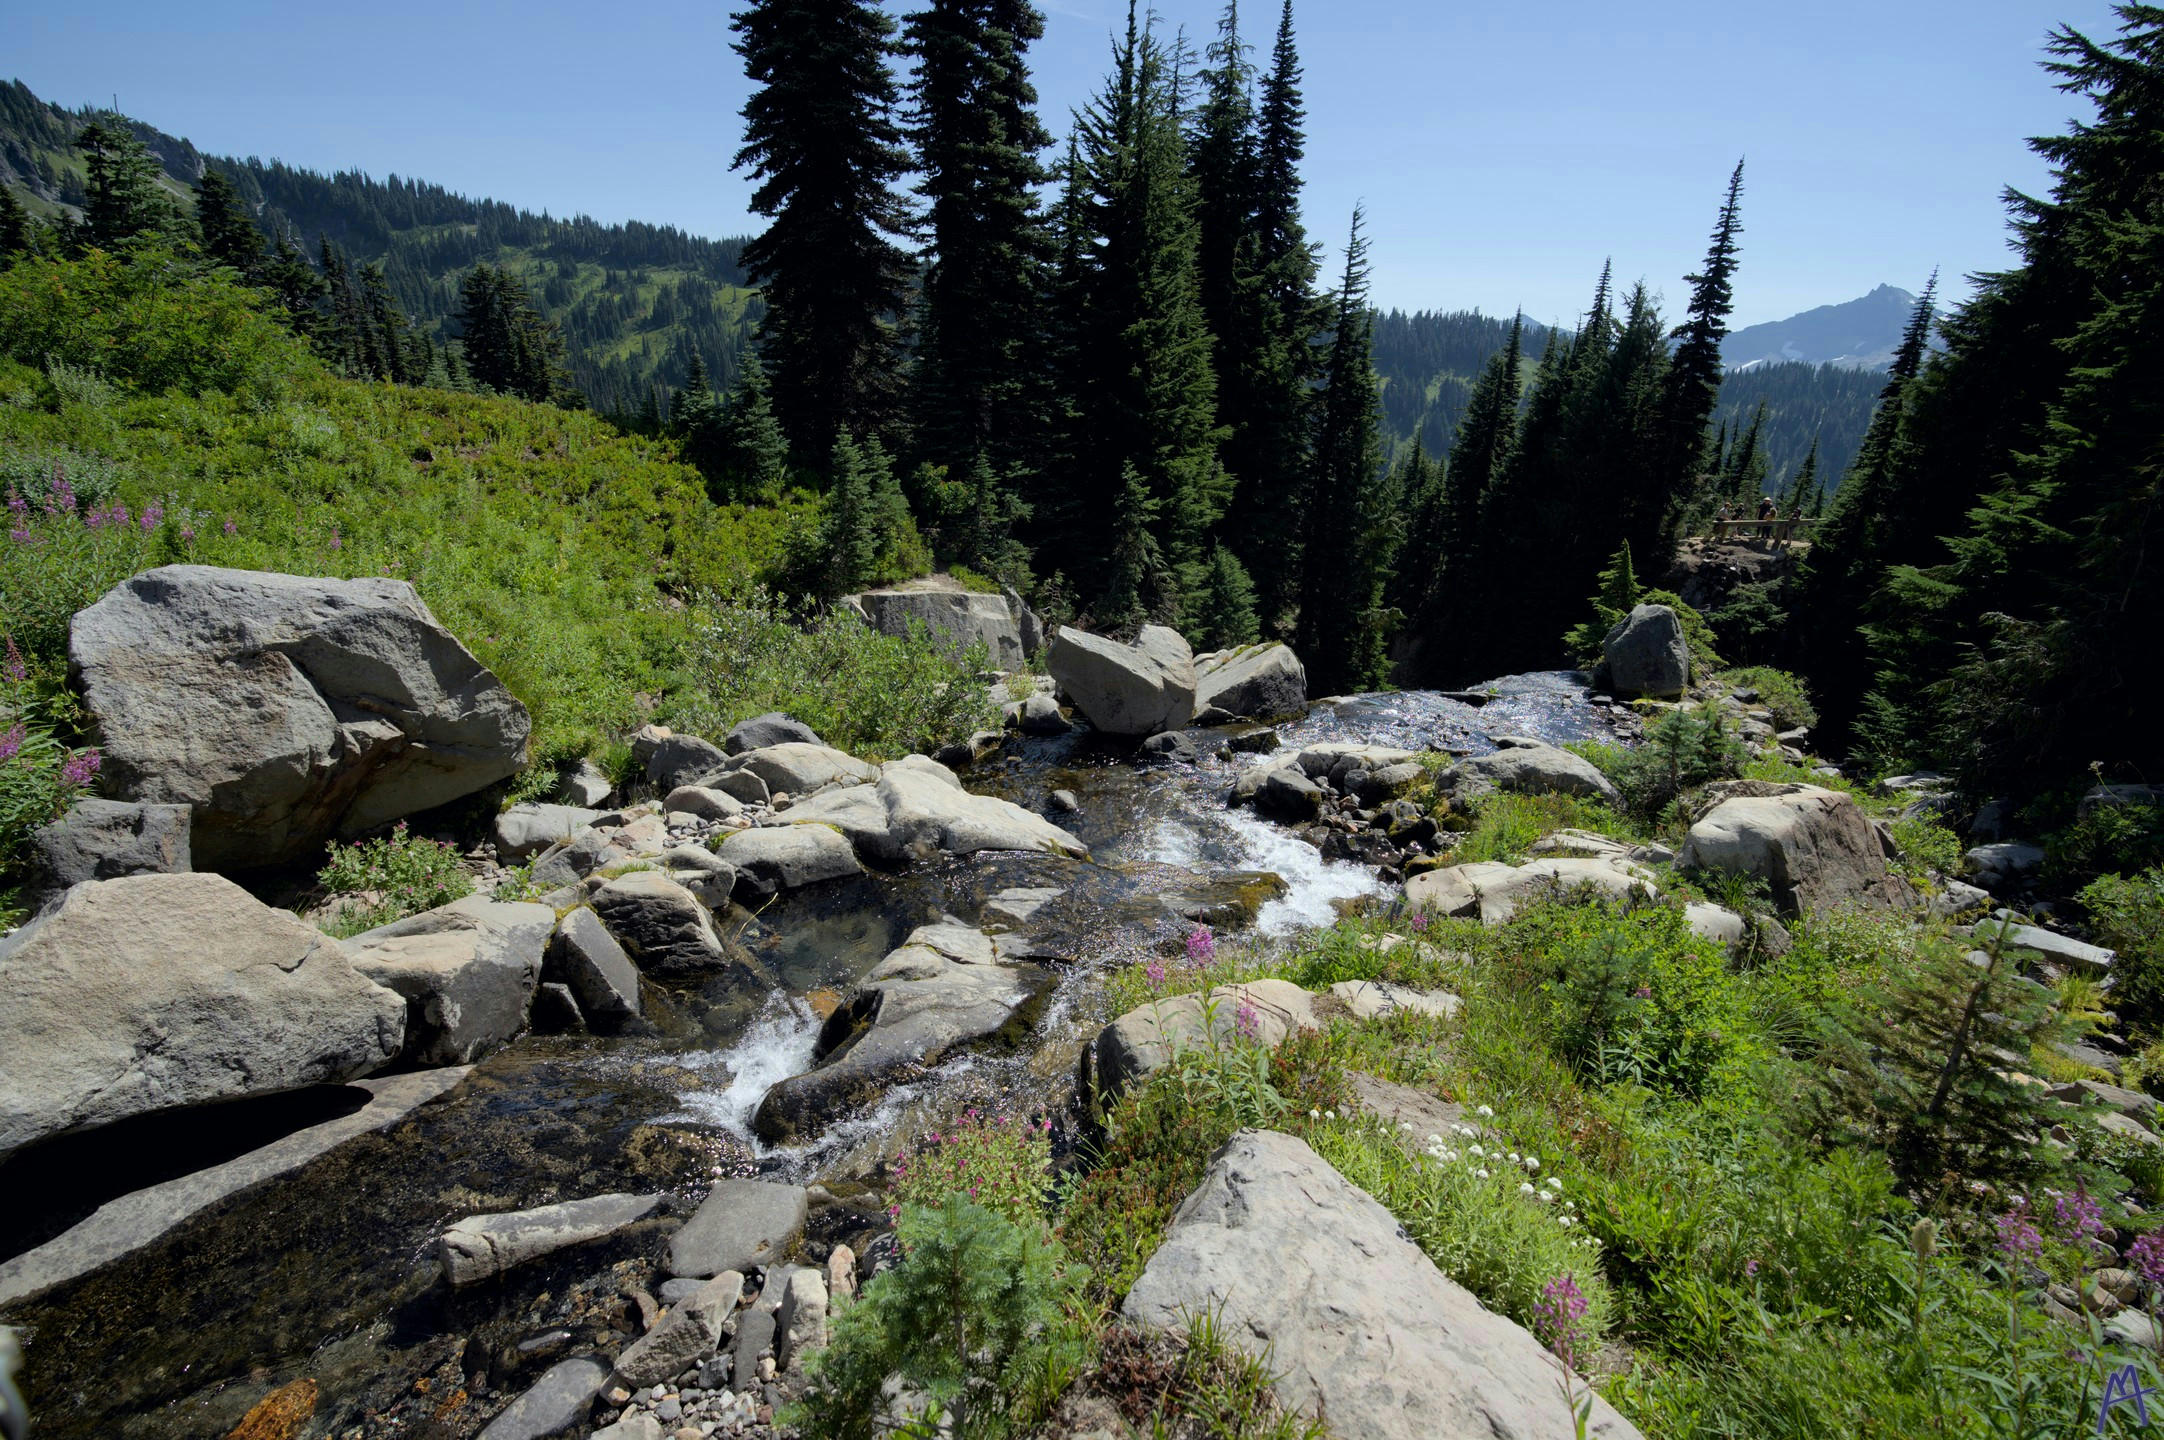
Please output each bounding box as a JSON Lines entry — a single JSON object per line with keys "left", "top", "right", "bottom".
{"left": 479, "top": 1355, "right": 609, "bottom": 1440}
{"left": 1405, "top": 856, "right": 1656, "bottom": 926}
{"left": 667, "top": 1178, "right": 809, "bottom": 1279}
{"left": 439, "top": 1191, "right": 665, "bottom": 1286}
{"left": 1329, "top": 978, "right": 1460, "bottom": 1021}
{"left": 1124, "top": 1129, "right": 1644, "bottom": 1440}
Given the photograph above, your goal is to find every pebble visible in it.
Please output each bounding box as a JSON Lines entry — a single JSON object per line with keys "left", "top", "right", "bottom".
{"left": 658, "top": 1397, "right": 683, "bottom": 1422}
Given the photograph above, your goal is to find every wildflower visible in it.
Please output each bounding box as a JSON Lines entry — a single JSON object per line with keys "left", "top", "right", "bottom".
{"left": 139, "top": 503, "right": 163, "bottom": 532}
{"left": 1186, "top": 925, "right": 1216, "bottom": 965}
{"left": 1144, "top": 957, "right": 1166, "bottom": 991}
{"left": 328, "top": 527, "right": 342, "bottom": 551}
{"left": 180, "top": 525, "right": 196, "bottom": 544}
{"left": 1233, "top": 1000, "right": 1261, "bottom": 1040}
{"left": 60, "top": 748, "right": 101, "bottom": 788}
{"left": 0, "top": 724, "right": 24, "bottom": 763}
{"left": 1632, "top": 984, "right": 1653, "bottom": 999}
{"left": 1476, "top": 1104, "right": 1495, "bottom": 1118}
{"left": 1536, "top": 1190, "right": 1554, "bottom": 1203}
{"left": 1520, "top": 1182, "right": 1537, "bottom": 1196}
{"left": 1524, "top": 1156, "right": 1540, "bottom": 1172}
{"left": 223, "top": 518, "right": 237, "bottom": 536}
{"left": 2128, "top": 1232, "right": 2164, "bottom": 1288}
{"left": 1532, "top": 1273, "right": 1591, "bottom": 1371}
{"left": 1996, "top": 1209, "right": 2044, "bottom": 1261}
{"left": 1745, "top": 1258, "right": 1759, "bottom": 1277}
{"left": 1468, "top": 1144, "right": 1484, "bottom": 1158}
{"left": 1309, "top": 1108, "right": 1321, "bottom": 1120}
{"left": 1546, "top": 1176, "right": 1563, "bottom": 1190}
{"left": 1399, "top": 1122, "right": 1413, "bottom": 1132}
{"left": 2053, "top": 1187, "right": 2104, "bottom": 1243}
{"left": 1508, "top": 1152, "right": 1522, "bottom": 1165}
{"left": 1323, "top": 1109, "right": 1337, "bottom": 1121}
{"left": 1474, "top": 1168, "right": 1490, "bottom": 1179}
{"left": 112, "top": 503, "right": 128, "bottom": 528}
{"left": 3, "top": 635, "right": 25, "bottom": 684}
{"left": 1559, "top": 1216, "right": 1575, "bottom": 1228}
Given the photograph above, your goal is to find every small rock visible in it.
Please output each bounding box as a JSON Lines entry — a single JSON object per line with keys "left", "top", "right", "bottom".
{"left": 439, "top": 1193, "right": 664, "bottom": 1286}
{"left": 479, "top": 1356, "right": 610, "bottom": 1440}
{"left": 775, "top": 1267, "right": 829, "bottom": 1371}
{"left": 594, "top": 1416, "right": 665, "bottom": 1440}
{"left": 1049, "top": 788, "right": 1080, "bottom": 813}
{"left": 726, "top": 713, "right": 823, "bottom": 755}
{"left": 826, "top": 1244, "right": 857, "bottom": 1302}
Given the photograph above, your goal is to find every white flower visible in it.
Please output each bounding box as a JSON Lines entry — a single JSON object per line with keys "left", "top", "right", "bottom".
{"left": 1537, "top": 1191, "right": 1554, "bottom": 1204}
{"left": 1467, "top": 1144, "right": 1484, "bottom": 1158}
{"left": 1453, "top": 1123, "right": 1475, "bottom": 1138}
{"left": 1309, "top": 1108, "right": 1321, "bottom": 1119}
{"left": 1475, "top": 1168, "right": 1490, "bottom": 1179}
{"left": 1400, "top": 1121, "right": 1413, "bottom": 1132}
{"left": 1324, "top": 1109, "right": 1337, "bottom": 1120}
{"left": 1559, "top": 1216, "right": 1575, "bottom": 1227}
{"left": 1477, "top": 1104, "right": 1495, "bottom": 1118}
{"left": 1524, "top": 1156, "right": 1540, "bottom": 1172}
{"left": 1508, "top": 1152, "right": 1522, "bottom": 1165}
{"left": 1546, "top": 1176, "right": 1563, "bottom": 1190}
{"left": 1426, "top": 1134, "right": 1442, "bottom": 1145}
{"left": 1519, "top": 1182, "right": 1537, "bottom": 1196}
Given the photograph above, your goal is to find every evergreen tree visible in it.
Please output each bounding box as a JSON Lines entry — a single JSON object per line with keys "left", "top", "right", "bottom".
{"left": 1384, "top": 437, "right": 1444, "bottom": 618}
{"left": 0, "top": 185, "right": 33, "bottom": 264}
{"left": 457, "top": 263, "right": 571, "bottom": 403}
{"left": 193, "top": 168, "right": 262, "bottom": 278}
{"left": 825, "top": 432, "right": 881, "bottom": 594}
{"left": 1782, "top": 434, "right": 1821, "bottom": 513}
{"left": 734, "top": 0, "right": 914, "bottom": 454}
{"left": 1562, "top": 541, "right": 1639, "bottom": 661}
{"left": 1103, "top": 463, "right": 1175, "bottom": 633}
{"left": 1297, "top": 211, "right": 1397, "bottom": 693}
{"left": 1721, "top": 400, "right": 1770, "bottom": 504}
{"left": 903, "top": 0, "right": 1053, "bottom": 486}
{"left": 1650, "top": 160, "right": 1745, "bottom": 564}
{"left": 714, "top": 347, "right": 791, "bottom": 502}
{"left": 1191, "top": 542, "right": 1261, "bottom": 649}
{"left": 1434, "top": 310, "right": 1524, "bottom": 591}
{"left": 76, "top": 119, "right": 178, "bottom": 251}
{"left": 263, "top": 224, "right": 323, "bottom": 335}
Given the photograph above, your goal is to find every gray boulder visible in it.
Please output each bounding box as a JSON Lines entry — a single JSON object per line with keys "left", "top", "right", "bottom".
{"left": 438, "top": 1192, "right": 665, "bottom": 1285}
{"left": 1966, "top": 841, "right": 2045, "bottom": 893}
{"left": 1047, "top": 625, "right": 1197, "bottom": 736}
{"left": 667, "top": 1179, "right": 809, "bottom": 1278}
{"left": 1254, "top": 766, "right": 1325, "bottom": 821}
{"left": 69, "top": 565, "right": 530, "bottom": 871}
{"left": 1083, "top": 980, "right": 1323, "bottom": 1111}
{"left": 1679, "top": 783, "right": 1912, "bottom": 917}
{"left": 707, "top": 768, "right": 771, "bottom": 806}
{"left": 1404, "top": 857, "right": 1657, "bottom": 926}
{"left": 658, "top": 845, "right": 738, "bottom": 909}
{"left": 755, "top": 923, "right": 1048, "bottom": 1143}
{"left": 725, "top": 712, "right": 822, "bottom": 755}
{"left": 613, "top": 1271, "right": 742, "bottom": 1385}
{"left": 347, "top": 895, "right": 557, "bottom": 1065}
{"left": 782, "top": 755, "right": 1086, "bottom": 865}
{"left": 1328, "top": 979, "right": 1460, "bottom": 1021}
{"left": 719, "top": 824, "right": 866, "bottom": 897}
{"left": 662, "top": 785, "right": 744, "bottom": 822}
{"left": 0, "top": 874, "right": 403, "bottom": 1160}
{"left": 478, "top": 1356, "right": 609, "bottom": 1440}
{"left": 24, "top": 798, "right": 191, "bottom": 909}
{"left": 1017, "top": 691, "right": 1069, "bottom": 736}
{"left": 1445, "top": 743, "right": 1621, "bottom": 807}
{"left": 558, "top": 758, "right": 614, "bottom": 807}
{"left": 1994, "top": 920, "right": 2114, "bottom": 975}
{"left": 1123, "top": 1130, "right": 1644, "bottom": 1440}
{"left": 850, "top": 585, "right": 1026, "bottom": 668}
{"left": 730, "top": 742, "right": 879, "bottom": 797}
{"left": 644, "top": 732, "right": 729, "bottom": 792}
{"left": 589, "top": 871, "right": 731, "bottom": 979}
{"left": 546, "top": 908, "right": 643, "bottom": 1029}
{"left": 494, "top": 803, "right": 605, "bottom": 862}
{"left": 1601, "top": 603, "right": 1690, "bottom": 699}
{"left": 1192, "top": 644, "right": 1308, "bottom": 723}
{"left": 775, "top": 1266, "right": 830, "bottom": 1371}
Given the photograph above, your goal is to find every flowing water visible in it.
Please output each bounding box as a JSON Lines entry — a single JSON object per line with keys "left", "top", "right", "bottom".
{"left": 2, "top": 674, "right": 1621, "bottom": 1438}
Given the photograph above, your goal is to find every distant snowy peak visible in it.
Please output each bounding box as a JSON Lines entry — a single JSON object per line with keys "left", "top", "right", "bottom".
{"left": 1723, "top": 284, "right": 1919, "bottom": 373}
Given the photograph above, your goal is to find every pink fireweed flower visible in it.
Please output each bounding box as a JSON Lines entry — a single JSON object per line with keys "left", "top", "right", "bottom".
{"left": 1186, "top": 925, "right": 1216, "bottom": 966}
{"left": 1632, "top": 985, "right": 1653, "bottom": 999}
{"left": 179, "top": 526, "right": 196, "bottom": 544}
{"left": 3, "top": 634, "right": 25, "bottom": 684}
{"left": 223, "top": 518, "right": 237, "bottom": 536}
{"left": 2127, "top": 1232, "right": 2164, "bottom": 1288}
{"left": 1233, "top": 1000, "right": 1261, "bottom": 1041}
{"left": 59, "top": 748, "right": 101, "bottom": 788}
{"left": 328, "top": 527, "right": 343, "bottom": 551}
{"left": 0, "top": 724, "right": 25, "bottom": 763}
{"left": 1145, "top": 957, "right": 1167, "bottom": 991}
{"left": 139, "top": 503, "right": 163, "bottom": 532}
{"left": 111, "top": 502, "right": 128, "bottom": 529}
{"left": 1532, "top": 1272, "right": 1591, "bottom": 1370}
{"left": 1996, "top": 1209, "right": 2044, "bottom": 1261}
{"left": 2053, "top": 1187, "right": 2104, "bottom": 1244}
{"left": 5, "top": 489, "right": 23, "bottom": 516}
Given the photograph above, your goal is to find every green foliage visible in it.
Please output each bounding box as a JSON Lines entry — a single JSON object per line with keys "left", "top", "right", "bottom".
{"left": 1442, "top": 789, "right": 1637, "bottom": 865}
{"left": 0, "top": 470, "right": 202, "bottom": 674}
{"left": 892, "top": 1110, "right": 1054, "bottom": 1232}
{"left": 2044, "top": 797, "right": 2164, "bottom": 890}
{"left": 1720, "top": 665, "right": 1818, "bottom": 732}
{"left": 1638, "top": 588, "right": 1723, "bottom": 678}
{"left": 820, "top": 434, "right": 926, "bottom": 595}
{"left": 1189, "top": 544, "right": 1260, "bottom": 650}
{"left": 315, "top": 820, "right": 474, "bottom": 936}
{"left": 1599, "top": 702, "right": 1745, "bottom": 824}
{"left": 2079, "top": 867, "right": 2164, "bottom": 1032}
{"left": 1888, "top": 814, "right": 1964, "bottom": 882}
{"left": 673, "top": 589, "right": 996, "bottom": 761}
{"left": 1563, "top": 540, "right": 1639, "bottom": 663}
{"left": 0, "top": 674, "right": 101, "bottom": 877}
{"left": 795, "top": 1194, "right": 1080, "bottom": 1440}
{"left": 0, "top": 247, "right": 311, "bottom": 402}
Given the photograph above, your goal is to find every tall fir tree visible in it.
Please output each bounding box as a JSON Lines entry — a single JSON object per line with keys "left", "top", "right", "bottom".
{"left": 76, "top": 119, "right": 178, "bottom": 251}
{"left": 457, "top": 263, "right": 571, "bottom": 403}
{"left": 715, "top": 347, "right": 791, "bottom": 501}
{"left": 0, "top": 185, "right": 33, "bottom": 264}
{"left": 193, "top": 168, "right": 262, "bottom": 278}
{"left": 903, "top": 0, "right": 1053, "bottom": 489}
{"left": 1650, "top": 160, "right": 1745, "bottom": 564}
{"left": 1297, "top": 210, "right": 1397, "bottom": 693}
{"left": 1384, "top": 437, "right": 1444, "bottom": 619}
{"left": 734, "top": 0, "right": 914, "bottom": 457}
{"left": 1781, "top": 434, "right": 1822, "bottom": 512}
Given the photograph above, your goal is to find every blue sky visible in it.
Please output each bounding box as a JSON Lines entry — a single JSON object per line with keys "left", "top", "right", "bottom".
{"left": 12, "top": 0, "right": 2125, "bottom": 327}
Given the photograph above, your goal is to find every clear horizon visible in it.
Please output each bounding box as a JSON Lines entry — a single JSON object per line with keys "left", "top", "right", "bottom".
{"left": 11, "top": 0, "right": 2126, "bottom": 328}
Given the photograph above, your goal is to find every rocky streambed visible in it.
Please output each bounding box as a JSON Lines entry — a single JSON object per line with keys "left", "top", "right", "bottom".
{"left": 0, "top": 672, "right": 1629, "bottom": 1440}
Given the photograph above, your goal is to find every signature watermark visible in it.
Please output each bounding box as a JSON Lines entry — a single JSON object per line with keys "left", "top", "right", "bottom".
{"left": 2102, "top": 1362, "right": 2164, "bottom": 1433}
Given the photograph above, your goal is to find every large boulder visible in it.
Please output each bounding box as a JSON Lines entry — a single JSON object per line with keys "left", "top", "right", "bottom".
{"left": 725, "top": 713, "right": 822, "bottom": 755}
{"left": 668, "top": 1179, "right": 809, "bottom": 1279}
{"left": 588, "top": 870, "right": 732, "bottom": 979}
{"left": 1678, "top": 783, "right": 1912, "bottom": 917}
{"left": 69, "top": 566, "right": 530, "bottom": 871}
{"left": 1192, "top": 644, "right": 1307, "bottom": 724}
{"left": 1404, "top": 856, "right": 1656, "bottom": 925}
{"left": 782, "top": 755, "right": 1086, "bottom": 864}
{"left": 719, "top": 824, "right": 866, "bottom": 897}
{"left": 1083, "top": 979, "right": 1323, "bottom": 1111}
{"left": 545, "top": 907, "right": 644, "bottom": 1029}
{"left": 347, "top": 896, "right": 556, "bottom": 1065}
{"left": 1123, "top": 1130, "right": 1644, "bottom": 1440}
{"left": 23, "top": 798, "right": 192, "bottom": 909}
{"left": 1600, "top": 603, "right": 1690, "bottom": 699}
{"left": 1047, "top": 625, "right": 1197, "bottom": 737}
{"left": 754, "top": 923, "right": 1048, "bottom": 1143}
{"left": 0, "top": 874, "right": 404, "bottom": 1160}
{"left": 644, "top": 732, "right": 729, "bottom": 792}
{"left": 728, "top": 743, "right": 879, "bottom": 798}
{"left": 848, "top": 584, "right": 1028, "bottom": 669}
{"left": 1443, "top": 743, "right": 1621, "bottom": 807}
{"left": 493, "top": 803, "right": 606, "bottom": 863}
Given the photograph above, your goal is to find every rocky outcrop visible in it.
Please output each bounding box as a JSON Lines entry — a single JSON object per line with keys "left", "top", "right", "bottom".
{"left": 781, "top": 754, "right": 1086, "bottom": 864}
{"left": 1083, "top": 979, "right": 1322, "bottom": 1111}
{"left": 1404, "top": 856, "right": 1657, "bottom": 925}
{"left": 613, "top": 1271, "right": 742, "bottom": 1386}
{"left": 728, "top": 742, "right": 879, "bottom": 798}
{"left": 1442, "top": 742, "right": 1621, "bottom": 807}
{"left": 1048, "top": 625, "right": 1197, "bottom": 737}
{"left": 1600, "top": 603, "right": 1689, "bottom": 699}
{"left": 1678, "top": 783, "right": 1911, "bottom": 917}
{"left": 588, "top": 871, "right": 733, "bottom": 978}
{"left": 438, "top": 1192, "right": 665, "bottom": 1286}
{"left": 23, "top": 798, "right": 192, "bottom": 909}
{"left": 1192, "top": 644, "right": 1307, "bottom": 723}
{"left": 1328, "top": 979, "right": 1461, "bottom": 1021}
{"left": 755, "top": 924, "right": 1049, "bottom": 1143}
{"left": 1123, "top": 1129, "right": 1644, "bottom": 1440}
{"left": 643, "top": 732, "right": 730, "bottom": 793}
{"left": 0, "top": 874, "right": 404, "bottom": 1160}
{"left": 545, "top": 907, "right": 644, "bottom": 1029}
{"left": 493, "top": 803, "right": 607, "bottom": 863}
{"left": 718, "top": 824, "right": 866, "bottom": 897}
{"left": 347, "top": 895, "right": 557, "bottom": 1065}
{"left": 667, "top": 1179, "right": 808, "bottom": 1279}
{"left": 70, "top": 566, "right": 530, "bottom": 870}
{"left": 848, "top": 582, "right": 1031, "bottom": 669}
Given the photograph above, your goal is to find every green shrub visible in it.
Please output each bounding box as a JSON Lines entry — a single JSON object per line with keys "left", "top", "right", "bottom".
{"left": 1, "top": 474, "right": 202, "bottom": 672}
{"left": 1638, "top": 588, "right": 1723, "bottom": 678}
{"left": 1605, "top": 703, "right": 1745, "bottom": 824}
{"left": 795, "top": 1194, "right": 1082, "bottom": 1440}
{"left": 1888, "top": 814, "right": 1963, "bottom": 881}
{"left": 316, "top": 821, "right": 474, "bottom": 936}
{"left": 2079, "top": 868, "right": 2164, "bottom": 1031}
{"left": 892, "top": 1109, "right": 1054, "bottom": 1231}
{"left": 1719, "top": 666, "right": 1818, "bottom": 732}
{"left": 2046, "top": 799, "right": 2164, "bottom": 890}
{"left": 1442, "top": 788, "right": 1636, "bottom": 864}
{"left": 0, "top": 670, "right": 102, "bottom": 880}
{"left": 671, "top": 588, "right": 997, "bottom": 760}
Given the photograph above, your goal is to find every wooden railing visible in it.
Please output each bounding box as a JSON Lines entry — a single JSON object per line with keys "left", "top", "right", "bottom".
{"left": 1707, "top": 517, "right": 1818, "bottom": 543}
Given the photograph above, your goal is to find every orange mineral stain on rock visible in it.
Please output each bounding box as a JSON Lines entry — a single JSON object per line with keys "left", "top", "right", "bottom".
{"left": 807, "top": 987, "right": 842, "bottom": 1021}
{"left": 226, "top": 1378, "right": 317, "bottom": 1440}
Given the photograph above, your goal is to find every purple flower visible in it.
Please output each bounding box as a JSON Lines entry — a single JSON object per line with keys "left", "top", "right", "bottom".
{"left": 2053, "top": 1188, "right": 2104, "bottom": 1244}
{"left": 1532, "top": 1272, "right": 1591, "bottom": 1370}
{"left": 1744, "top": 1258, "right": 1760, "bottom": 1277}
{"left": 139, "top": 503, "right": 163, "bottom": 532}
{"left": 1145, "top": 958, "right": 1167, "bottom": 991}
{"left": 1186, "top": 925, "right": 1216, "bottom": 966}
{"left": 6, "top": 528, "right": 27, "bottom": 545}
{"left": 0, "top": 724, "right": 24, "bottom": 763}
{"left": 179, "top": 526, "right": 196, "bottom": 544}
{"left": 5, "top": 488, "right": 23, "bottom": 516}
{"left": 1997, "top": 1209, "right": 2044, "bottom": 1261}
{"left": 223, "top": 518, "right": 237, "bottom": 536}
{"left": 1233, "top": 1000, "right": 1261, "bottom": 1041}
{"left": 328, "top": 527, "right": 343, "bottom": 551}
{"left": 2128, "top": 1232, "right": 2164, "bottom": 1288}
{"left": 83, "top": 506, "right": 106, "bottom": 530}
{"left": 1632, "top": 985, "right": 1653, "bottom": 999}
{"left": 3, "top": 634, "right": 25, "bottom": 684}
{"left": 59, "top": 747, "right": 101, "bottom": 789}
{"left": 111, "top": 502, "right": 128, "bottom": 529}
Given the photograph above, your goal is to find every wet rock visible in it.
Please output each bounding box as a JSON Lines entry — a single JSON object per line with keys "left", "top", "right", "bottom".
{"left": 644, "top": 733, "right": 729, "bottom": 792}
{"left": 1404, "top": 857, "right": 1656, "bottom": 926}
{"left": 1192, "top": 643, "right": 1307, "bottom": 723}
{"left": 754, "top": 923, "right": 1048, "bottom": 1143}
{"left": 495, "top": 803, "right": 607, "bottom": 862}
{"left": 439, "top": 1192, "right": 665, "bottom": 1286}
{"left": 1123, "top": 1130, "right": 1644, "bottom": 1440}
{"left": 775, "top": 1266, "right": 829, "bottom": 1371}
{"left": 985, "top": 886, "right": 1065, "bottom": 927}
{"left": 593, "top": 1415, "right": 664, "bottom": 1440}
{"left": 719, "top": 824, "right": 866, "bottom": 896}
{"left": 1084, "top": 980, "right": 1322, "bottom": 1110}
{"left": 1679, "top": 783, "right": 1912, "bottom": 918}
{"left": 0, "top": 874, "right": 403, "bottom": 1160}
{"left": 70, "top": 565, "right": 530, "bottom": 871}
{"left": 479, "top": 1355, "right": 609, "bottom": 1440}
{"left": 1442, "top": 742, "right": 1620, "bottom": 807}
{"left": 826, "top": 1244, "right": 858, "bottom": 1302}
{"left": 1255, "top": 766, "right": 1325, "bottom": 821}
{"left": 726, "top": 713, "right": 823, "bottom": 755}
{"left": 545, "top": 907, "right": 643, "bottom": 1029}
{"left": 1966, "top": 841, "right": 2045, "bottom": 893}
{"left": 24, "top": 798, "right": 192, "bottom": 910}
{"left": 590, "top": 871, "right": 731, "bottom": 979}
{"left": 728, "top": 742, "right": 879, "bottom": 798}
{"left": 1353, "top": 762, "right": 1424, "bottom": 807}
{"left": 1018, "top": 691, "right": 1069, "bottom": 736}
{"left": 1600, "top": 603, "right": 1690, "bottom": 700}
{"left": 1227, "top": 727, "right": 1281, "bottom": 754}
{"left": 783, "top": 755, "right": 1086, "bottom": 863}
{"left": 1138, "top": 730, "right": 1201, "bottom": 765}
{"left": 1048, "top": 625, "right": 1197, "bottom": 736}
{"left": 614, "top": 1272, "right": 742, "bottom": 1386}
{"left": 1328, "top": 979, "right": 1460, "bottom": 1021}
{"left": 658, "top": 845, "right": 738, "bottom": 910}
{"left": 1049, "top": 788, "right": 1081, "bottom": 813}
{"left": 227, "top": 1378, "right": 317, "bottom": 1440}
{"left": 530, "top": 982, "right": 585, "bottom": 1033}
{"left": 347, "top": 896, "right": 556, "bottom": 1065}
{"left": 667, "top": 1181, "right": 809, "bottom": 1279}
{"left": 661, "top": 786, "right": 745, "bottom": 823}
